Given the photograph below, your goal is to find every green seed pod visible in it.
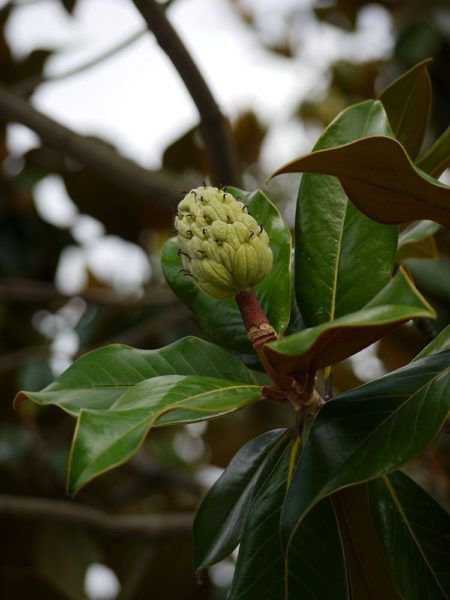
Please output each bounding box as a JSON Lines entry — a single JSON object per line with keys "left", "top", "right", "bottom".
{"left": 175, "top": 187, "right": 273, "bottom": 299}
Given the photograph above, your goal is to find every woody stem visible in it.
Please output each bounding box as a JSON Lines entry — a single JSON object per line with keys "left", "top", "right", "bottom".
{"left": 235, "top": 290, "right": 279, "bottom": 382}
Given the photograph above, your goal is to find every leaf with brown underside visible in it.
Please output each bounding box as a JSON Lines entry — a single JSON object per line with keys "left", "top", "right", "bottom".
{"left": 272, "top": 136, "right": 450, "bottom": 228}
{"left": 379, "top": 58, "right": 432, "bottom": 160}
{"left": 264, "top": 268, "right": 435, "bottom": 376}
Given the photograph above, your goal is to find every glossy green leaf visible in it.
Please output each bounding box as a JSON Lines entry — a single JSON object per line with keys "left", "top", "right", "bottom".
{"left": 16, "top": 336, "right": 265, "bottom": 416}
{"left": 273, "top": 136, "right": 450, "bottom": 228}
{"left": 193, "top": 428, "right": 287, "bottom": 570}
{"left": 265, "top": 268, "right": 435, "bottom": 375}
{"left": 379, "top": 58, "right": 432, "bottom": 159}
{"left": 282, "top": 350, "right": 450, "bottom": 550}
{"left": 417, "top": 127, "right": 450, "bottom": 178}
{"left": 331, "top": 485, "right": 402, "bottom": 599}
{"left": 414, "top": 325, "right": 450, "bottom": 361}
{"left": 68, "top": 374, "right": 263, "bottom": 494}
{"left": 291, "top": 100, "right": 398, "bottom": 327}
{"left": 369, "top": 472, "right": 450, "bottom": 599}
{"left": 229, "top": 440, "right": 348, "bottom": 600}
{"left": 162, "top": 188, "right": 292, "bottom": 351}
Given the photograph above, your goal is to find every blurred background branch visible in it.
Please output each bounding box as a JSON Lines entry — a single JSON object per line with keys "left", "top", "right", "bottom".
{"left": 0, "top": 494, "right": 193, "bottom": 539}
{"left": 132, "top": 0, "right": 241, "bottom": 187}
{"left": 0, "top": 83, "right": 184, "bottom": 211}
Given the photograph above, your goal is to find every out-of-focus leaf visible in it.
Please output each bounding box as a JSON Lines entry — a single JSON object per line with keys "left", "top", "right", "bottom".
{"left": 417, "top": 127, "right": 450, "bottom": 177}
{"left": 399, "top": 220, "right": 441, "bottom": 248}
{"left": 34, "top": 524, "right": 100, "bottom": 600}
{"left": 414, "top": 324, "right": 450, "bottom": 360}
{"left": 0, "top": 424, "right": 33, "bottom": 466}
{"left": 291, "top": 100, "right": 398, "bottom": 328}
{"left": 162, "top": 188, "right": 292, "bottom": 352}
{"left": 15, "top": 49, "right": 53, "bottom": 89}
{"left": 16, "top": 336, "right": 264, "bottom": 416}
{"left": 314, "top": 3, "right": 358, "bottom": 30}
{"left": 379, "top": 58, "right": 432, "bottom": 159}
{"left": 162, "top": 111, "right": 266, "bottom": 174}
{"left": 17, "top": 357, "right": 53, "bottom": 393}
{"left": 265, "top": 268, "right": 435, "bottom": 375}
{"left": 282, "top": 350, "right": 450, "bottom": 551}
{"left": 0, "top": 4, "right": 14, "bottom": 85}
{"left": 397, "top": 220, "right": 441, "bottom": 261}
{"left": 233, "top": 111, "right": 267, "bottom": 167}
{"left": 193, "top": 428, "right": 288, "bottom": 570}
{"left": 68, "top": 374, "right": 262, "bottom": 494}
{"left": 333, "top": 59, "right": 382, "bottom": 99}
{"left": 398, "top": 235, "right": 438, "bottom": 262}
{"left": 405, "top": 258, "right": 450, "bottom": 303}
{"left": 369, "top": 472, "right": 450, "bottom": 599}
{"left": 273, "top": 136, "right": 450, "bottom": 228}
{"left": 395, "top": 22, "right": 441, "bottom": 69}
{"left": 23, "top": 144, "right": 180, "bottom": 241}
{"left": 0, "top": 194, "right": 73, "bottom": 280}
{"left": 229, "top": 440, "right": 348, "bottom": 599}
{"left": 263, "top": 40, "right": 294, "bottom": 58}
{"left": 162, "top": 126, "right": 207, "bottom": 174}
{"left": 299, "top": 60, "right": 382, "bottom": 126}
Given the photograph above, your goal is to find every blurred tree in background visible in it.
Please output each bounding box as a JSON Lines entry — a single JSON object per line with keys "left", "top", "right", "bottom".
{"left": 0, "top": 0, "right": 449, "bottom": 598}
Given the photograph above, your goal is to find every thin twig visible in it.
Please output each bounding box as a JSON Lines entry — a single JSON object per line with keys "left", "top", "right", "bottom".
{"left": 13, "top": 28, "right": 148, "bottom": 96}
{"left": 0, "top": 83, "right": 183, "bottom": 210}
{"left": 131, "top": 0, "right": 241, "bottom": 187}
{"left": 0, "top": 494, "right": 193, "bottom": 540}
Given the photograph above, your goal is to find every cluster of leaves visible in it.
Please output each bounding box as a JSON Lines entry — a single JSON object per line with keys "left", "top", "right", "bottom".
{"left": 17, "top": 57, "right": 450, "bottom": 598}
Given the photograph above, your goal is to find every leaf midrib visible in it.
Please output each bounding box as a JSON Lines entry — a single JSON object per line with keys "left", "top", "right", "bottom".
{"left": 394, "top": 77, "right": 417, "bottom": 144}
{"left": 328, "top": 102, "right": 385, "bottom": 323}
{"left": 382, "top": 475, "right": 448, "bottom": 597}
{"left": 69, "top": 383, "right": 261, "bottom": 491}
{"left": 322, "top": 365, "right": 450, "bottom": 494}
{"left": 112, "top": 383, "right": 260, "bottom": 412}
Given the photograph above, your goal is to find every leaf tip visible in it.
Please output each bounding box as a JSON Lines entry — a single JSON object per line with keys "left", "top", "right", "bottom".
{"left": 269, "top": 159, "right": 302, "bottom": 180}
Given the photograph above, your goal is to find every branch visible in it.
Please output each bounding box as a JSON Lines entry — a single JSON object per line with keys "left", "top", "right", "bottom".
{"left": 0, "top": 83, "right": 183, "bottom": 211}
{"left": 0, "top": 278, "right": 175, "bottom": 307}
{"left": 132, "top": 0, "right": 241, "bottom": 187}
{"left": 0, "top": 494, "right": 193, "bottom": 540}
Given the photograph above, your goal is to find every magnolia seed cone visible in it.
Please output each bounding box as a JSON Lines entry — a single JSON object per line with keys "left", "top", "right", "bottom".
{"left": 175, "top": 187, "right": 273, "bottom": 299}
